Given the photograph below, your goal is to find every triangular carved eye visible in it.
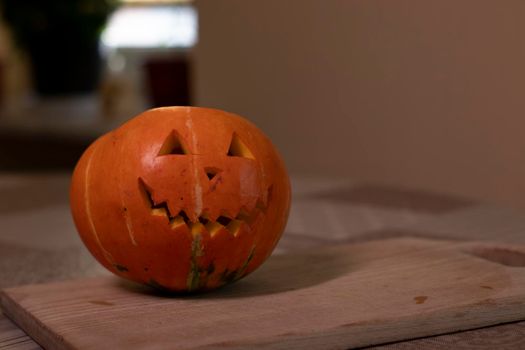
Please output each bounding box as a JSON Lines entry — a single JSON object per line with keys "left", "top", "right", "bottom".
{"left": 227, "top": 133, "right": 254, "bottom": 159}
{"left": 158, "top": 131, "right": 188, "bottom": 156}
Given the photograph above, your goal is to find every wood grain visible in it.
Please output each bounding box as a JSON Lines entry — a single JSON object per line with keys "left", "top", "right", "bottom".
{"left": 2, "top": 238, "right": 525, "bottom": 350}
{"left": 0, "top": 313, "right": 39, "bottom": 350}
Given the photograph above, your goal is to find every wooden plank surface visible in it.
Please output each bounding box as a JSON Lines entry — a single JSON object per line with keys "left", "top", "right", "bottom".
{"left": 2, "top": 238, "right": 525, "bottom": 350}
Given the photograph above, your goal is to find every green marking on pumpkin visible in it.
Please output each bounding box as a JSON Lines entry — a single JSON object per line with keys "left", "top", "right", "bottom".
{"left": 220, "top": 269, "right": 238, "bottom": 284}
{"left": 237, "top": 247, "right": 255, "bottom": 277}
{"left": 186, "top": 233, "right": 203, "bottom": 291}
{"left": 114, "top": 264, "right": 129, "bottom": 272}
{"left": 219, "top": 247, "right": 256, "bottom": 285}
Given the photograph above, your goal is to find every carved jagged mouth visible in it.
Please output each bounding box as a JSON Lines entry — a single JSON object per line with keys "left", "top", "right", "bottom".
{"left": 138, "top": 179, "right": 271, "bottom": 236}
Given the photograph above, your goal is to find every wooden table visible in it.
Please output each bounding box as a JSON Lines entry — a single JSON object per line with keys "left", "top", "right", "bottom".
{"left": 1, "top": 173, "right": 524, "bottom": 349}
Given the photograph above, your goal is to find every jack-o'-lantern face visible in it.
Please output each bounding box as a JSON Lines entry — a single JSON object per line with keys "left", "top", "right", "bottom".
{"left": 139, "top": 129, "right": 269, "bottom": 233}
{"left": 70, "top": 107, "right": 290, "bottom": 292}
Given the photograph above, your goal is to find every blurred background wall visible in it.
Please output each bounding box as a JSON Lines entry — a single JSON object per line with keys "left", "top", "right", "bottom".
{"left": 194, "top": 0, "right": 525, "bottom": 209}
{"left": 1, "top": 0, "right": 525, "bottom": 209}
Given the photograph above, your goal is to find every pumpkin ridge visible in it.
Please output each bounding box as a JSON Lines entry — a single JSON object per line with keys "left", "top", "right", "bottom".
{"left": 84, "top": 138, "right": 114, "bottom": 265}
{"left": 185, "top": 111, "right": 203, "bottom": 221}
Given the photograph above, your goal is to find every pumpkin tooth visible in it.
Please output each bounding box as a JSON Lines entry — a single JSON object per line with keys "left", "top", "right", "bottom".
{"left": 190, "top": 222, "right": 205, "bottom": 237}
{"left": 206, "top": 221, "right": 225, "bottom": 237}
{"left": 226, "top": 219, "right": 244, "bottom": 236}
{"left": 227, "top": 205, "right": 264, "bottom": 228}
{"left": 147, "top": 195, "right": 262, "bottom": 230}
{"left": 151, "top": 207, "right": 169, "bottom": 217}
{"left": 234, "top": 207, "right": 258, "bottom": 227}
{"left": 176, "top": 210, "right": 191, "bottom": 224}
{"left": 235, "top": 207, "right": 251, "bottom": 221}
{"left": 169, "top": 216, "right": 186, "bottom": 229}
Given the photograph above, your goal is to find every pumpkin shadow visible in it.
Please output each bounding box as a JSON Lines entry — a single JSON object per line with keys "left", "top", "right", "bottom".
{"left": 116, "top": 245, "right": 358, "bottom": 299}
{"left": 207, "top": 247, "right": 357, "bottom": 299}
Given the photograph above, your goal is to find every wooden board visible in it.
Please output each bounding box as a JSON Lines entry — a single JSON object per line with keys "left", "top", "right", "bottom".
{"left": 1, "top": 238, "right": 525, "bottom": 350}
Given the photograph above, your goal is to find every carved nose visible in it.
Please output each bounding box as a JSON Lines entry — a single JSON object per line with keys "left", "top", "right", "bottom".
{"left": 205, "top": 167, "right": 221, "bottom": 181}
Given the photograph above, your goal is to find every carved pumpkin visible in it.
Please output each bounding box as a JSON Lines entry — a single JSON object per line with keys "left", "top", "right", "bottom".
{"left": 70, "top": 107, "right": 290, "bottom": 292}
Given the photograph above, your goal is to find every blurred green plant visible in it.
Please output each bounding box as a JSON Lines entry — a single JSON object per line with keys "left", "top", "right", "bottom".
{"left": 1, "top": 0, "right": 118, "bottom": 48}
{"left": 0, "top": 0, "right": 119, "bottom": 95}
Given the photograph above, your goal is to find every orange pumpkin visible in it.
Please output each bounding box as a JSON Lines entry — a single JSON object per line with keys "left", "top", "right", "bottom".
{"left": 70, "top": 107, "right": 291, "bottom": 292}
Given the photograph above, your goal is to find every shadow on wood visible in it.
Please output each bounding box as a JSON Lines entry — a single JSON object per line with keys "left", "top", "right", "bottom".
{"left": 115, "top": 245, "right": 359, "bottom": 298}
